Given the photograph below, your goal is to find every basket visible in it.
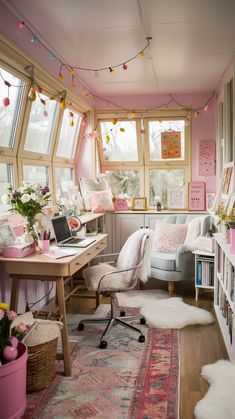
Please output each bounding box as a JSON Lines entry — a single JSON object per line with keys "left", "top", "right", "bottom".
{"left": 27, "top": 337, "right": 58, "bottom": 392}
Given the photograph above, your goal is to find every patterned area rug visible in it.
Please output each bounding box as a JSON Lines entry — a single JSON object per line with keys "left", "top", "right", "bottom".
{"left": 23, "top": 308, "right": 179, "bottom": 419}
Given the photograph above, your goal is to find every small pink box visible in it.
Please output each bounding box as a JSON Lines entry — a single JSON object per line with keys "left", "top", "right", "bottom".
{"left": 2, "top": 242, "right": 36, "bottom": 258}
{"left": 114, "top": 198, "right": 129, "bottom": 211}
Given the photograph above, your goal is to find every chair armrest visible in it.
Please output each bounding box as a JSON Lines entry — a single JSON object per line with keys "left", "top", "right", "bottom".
{"left": 175, "top": 244, "right": 193, "bottom": 271}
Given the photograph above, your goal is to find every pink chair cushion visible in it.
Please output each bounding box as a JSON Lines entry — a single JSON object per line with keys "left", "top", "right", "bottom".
{"left": 153, "top": 222, "right": 188, "bottom": 253}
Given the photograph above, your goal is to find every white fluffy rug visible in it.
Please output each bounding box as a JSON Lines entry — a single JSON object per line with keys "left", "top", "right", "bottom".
{"left": 194, "top": 360, "right": 235, "bottom": 419}
{"left": 117, "top": 290, "right": 214, "bottom": 329}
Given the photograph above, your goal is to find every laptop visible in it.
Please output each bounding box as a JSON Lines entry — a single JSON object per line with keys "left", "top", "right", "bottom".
{"left": 51, "top": 215, "right": 96, "bottom": 248}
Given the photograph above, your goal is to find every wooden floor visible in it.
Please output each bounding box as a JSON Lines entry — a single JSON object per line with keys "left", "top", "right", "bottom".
{"left": 66, "top": 280, "right": 228, "bottom": 419}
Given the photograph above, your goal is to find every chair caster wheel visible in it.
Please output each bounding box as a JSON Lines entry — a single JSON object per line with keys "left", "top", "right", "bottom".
{"left": 120, "top": 310, "right": 126, "bottom": 317}
{"left": 100, "top": 340, "right": 108, "bottom": 349}
{"left": 139, "top": 335, "right": 145, "bottom": 343}
{"left": 78, "top": 323, "right": 84, "bottom": 331}
{"left": 140, "top": 317, "right": 146, "bottom": 325}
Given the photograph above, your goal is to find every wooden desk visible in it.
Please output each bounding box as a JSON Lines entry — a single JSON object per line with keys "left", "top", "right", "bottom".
{"left": 0, "top": 234, "right": 107, "bottom": 376}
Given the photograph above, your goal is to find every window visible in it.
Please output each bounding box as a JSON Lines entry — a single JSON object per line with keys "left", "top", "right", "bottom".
{"left": 99, "top": 120, "right": 142, "bottom": 164}
{"left": 0, "top": 67, "right": 25, "bottom": 150}
{"left": 23, "top": 93, "right": 58, "bottom": 155}
{"left": 56, "top": 109, "right": 82, "bottom": 159}
{"left": 0, "top": 162, "right": 13, "bottom": 199}
{"left": 22, "top": 163, "right": 50, "bottom": 186}
{"left": 148, "top": 168, "right": 185, "bottom": 208}
{"left": 54, "top": 166, "right": 74, "bottom": 200}
{"left": 148, "top": 119, "right": 185, "bottom": 161}
{"left": 106, "top": 169, "right": 141, "bottom": 199}
{"left": 97, "top": 112, "right": 190, "bottom": 207}
{"left": 0, "top": 34, "right": 88, "bottom": 209}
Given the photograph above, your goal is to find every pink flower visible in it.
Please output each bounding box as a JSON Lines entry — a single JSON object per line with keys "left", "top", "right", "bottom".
{"left": 7, "top": 310, "right": 17, "bottom": 321}
{"left": 17, "top": 323, "right": 27, "bottom": 332}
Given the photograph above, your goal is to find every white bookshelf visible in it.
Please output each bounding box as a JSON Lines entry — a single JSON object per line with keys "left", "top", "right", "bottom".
{"left": 193, "top": 250, "right": 215, "bottom": 301}
{"left": 214, "top": 233, "right": 235, "bottom": 362}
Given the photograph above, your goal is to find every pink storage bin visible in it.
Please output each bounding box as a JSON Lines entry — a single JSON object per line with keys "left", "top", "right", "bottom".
{"left": 0, "top": 342, "right": 28, "bottom": 419}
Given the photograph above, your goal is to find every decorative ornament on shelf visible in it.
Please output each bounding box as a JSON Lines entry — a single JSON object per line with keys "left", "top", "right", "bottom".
{"left": 7, "top": 183, "right": 51, "bottom": 240}
{"left": 154, "top": 196, "right": 162, "bottom": 211}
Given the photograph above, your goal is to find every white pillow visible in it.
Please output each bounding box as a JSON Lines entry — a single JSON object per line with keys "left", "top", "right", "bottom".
{"left": 184, "top": 217, "right": 202, "bottom": 245}
{"left": 90, "top": 190, "right": 114, "bottom": 213}
{"left": 79, "top": 176, "right": 110, "bottom": 211}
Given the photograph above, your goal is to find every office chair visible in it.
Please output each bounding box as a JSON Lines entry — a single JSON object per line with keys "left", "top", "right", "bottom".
{"left": 78, "top": 229, "right": 151, "bottom": 349}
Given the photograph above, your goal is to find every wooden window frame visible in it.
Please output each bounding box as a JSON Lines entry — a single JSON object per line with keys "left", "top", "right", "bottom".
{"left": 97, "top": 117, "right": 143, "bottom": 167}
{"left": 144, "top": 111, "right": 191, "bottom": 166}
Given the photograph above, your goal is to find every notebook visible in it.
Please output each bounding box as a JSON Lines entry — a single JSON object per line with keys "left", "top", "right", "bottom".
{"left": 51, "top": 215, "right": 96, "bottom": 248}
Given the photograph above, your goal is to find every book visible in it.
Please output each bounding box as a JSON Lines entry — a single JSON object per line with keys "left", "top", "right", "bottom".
{"left": 43, "top": 248, "right": 78, "bottom": 259}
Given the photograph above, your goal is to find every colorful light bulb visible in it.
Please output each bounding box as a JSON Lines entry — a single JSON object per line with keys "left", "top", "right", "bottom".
{"left": 18, "top": 21, "right": 25, "bottom": 29}
{"left": 122, "top": 63, "right": 127, "bottom": 70}
{"left": 49, "top": 54, "right": 55, "bottom": 60}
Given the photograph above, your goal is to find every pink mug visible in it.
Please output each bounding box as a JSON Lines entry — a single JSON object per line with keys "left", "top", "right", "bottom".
{"left": 38, "top": 239, "right": 50, "bottom": 254}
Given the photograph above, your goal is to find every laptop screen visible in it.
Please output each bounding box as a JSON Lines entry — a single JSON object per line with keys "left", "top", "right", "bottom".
{"left": 51, "top": 216, "right": 71, "bottom": 243}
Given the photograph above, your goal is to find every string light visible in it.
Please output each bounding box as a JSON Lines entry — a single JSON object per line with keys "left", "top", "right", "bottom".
{"left": 14, "top": 18, "right": 214, "bottom": 113}
{"left": 17, "top": 21, "right": 25, "bottom": 29}
{"left": 31, "top": 35, "right": 37, "bottom": 43}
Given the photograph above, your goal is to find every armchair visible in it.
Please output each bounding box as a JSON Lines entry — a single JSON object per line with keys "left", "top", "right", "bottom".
{"left": 78, "top": 229, "right": 152, "bottom": 349}
{"left": 151, "top": 214, "right": 211, "bottom": 295}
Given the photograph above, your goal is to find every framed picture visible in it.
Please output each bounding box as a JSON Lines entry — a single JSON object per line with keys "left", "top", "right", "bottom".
{"left": 227, "top": 193, "right": 235, "bottom": 214}
{"left": 206, "top": 193, "right": 216, "bottom": 211}
{"left": 67, "top": 186, "right": 84, "bottom": 211}
{"left": 188, "top": 181, "right": 206, "bottom": 211}
{"left": 167, "top": 186, "right": 185, "bottom": 209}
{"left": 212, "top": 162, "right": 234, "bottom": 213}
{"left": 132, "top": 197, "right": 147, "bottom": 211}
{"left": 0, "top": 224, "right": 15, "bottom": 247}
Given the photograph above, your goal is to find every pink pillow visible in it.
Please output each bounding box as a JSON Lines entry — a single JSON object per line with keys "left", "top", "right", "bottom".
{"left": 90, "top": 190, "right": 114, "bottom": 213}
{"left": 153, "top": 222, "right": 188, "bottom": 253}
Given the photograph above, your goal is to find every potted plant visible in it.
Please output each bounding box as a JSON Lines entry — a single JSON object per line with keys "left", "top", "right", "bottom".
{"left": 228, "top": 208, "right": 235, "bottom": 254}
{"left": 216, "top": 203, "right": 230, "bottom": 242}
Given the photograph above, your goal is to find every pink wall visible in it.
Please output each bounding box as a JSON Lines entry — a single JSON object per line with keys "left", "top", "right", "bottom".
{"left": 0, "top": 2, "right": 216, "bottom": 191}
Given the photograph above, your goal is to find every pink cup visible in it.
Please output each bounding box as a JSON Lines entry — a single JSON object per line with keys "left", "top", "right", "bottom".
{"left": 38, "top": 239, "right": 50, "bottom": 254}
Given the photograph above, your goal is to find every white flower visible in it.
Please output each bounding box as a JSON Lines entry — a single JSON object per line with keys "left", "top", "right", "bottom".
{"left": 31, "top": 193, "right": 37, "bottom": 201}
{"left": 154, "top": 195, "right": 162, "bottom": 203}
{"left": 21, "top": 193, "right": 31, "bottom": 203}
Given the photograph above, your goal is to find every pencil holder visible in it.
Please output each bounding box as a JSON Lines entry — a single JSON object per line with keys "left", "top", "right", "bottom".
{"left": 38, "top": 240, "right": 50, "bottom": 254}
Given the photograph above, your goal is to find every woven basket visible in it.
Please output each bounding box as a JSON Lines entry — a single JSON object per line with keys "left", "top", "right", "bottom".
{"left": 27, "top": 337, "right": 58, "bottom": 393}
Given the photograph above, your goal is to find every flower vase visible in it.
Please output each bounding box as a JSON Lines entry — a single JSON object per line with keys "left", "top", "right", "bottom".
{"left": 24, "top": 216, "right": 37, "bottom": 243}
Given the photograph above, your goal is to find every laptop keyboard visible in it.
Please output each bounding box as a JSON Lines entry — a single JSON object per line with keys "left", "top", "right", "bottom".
{"left": 63, "top": 238, "right": 82, "bottom": 244}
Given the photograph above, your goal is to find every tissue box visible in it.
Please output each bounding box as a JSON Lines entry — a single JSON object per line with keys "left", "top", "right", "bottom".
{"left": 196, "top": 236, "right": 215, "bottom": 253}
{"left": 2, "top": 242, "right": 36, "bottom": 258}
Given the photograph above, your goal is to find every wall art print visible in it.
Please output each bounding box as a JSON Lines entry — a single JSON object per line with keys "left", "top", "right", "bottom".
{"left": 188, "top": 181, "right": 206, "bottom": 211}
{"left": 161, "top": 130, "right": 181, "bottom": 159}
{"left": 198, "top": 140, "right": 216, "bottom": 176}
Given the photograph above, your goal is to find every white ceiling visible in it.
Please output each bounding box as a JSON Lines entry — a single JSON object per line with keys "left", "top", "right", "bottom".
{"left": 7, "top": 0, "right": 235, "bottom": 97}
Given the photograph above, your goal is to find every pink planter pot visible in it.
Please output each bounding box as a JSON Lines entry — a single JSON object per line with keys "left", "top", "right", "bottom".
{"left": 0, "top": 342, "right": 28, "bottom": 419}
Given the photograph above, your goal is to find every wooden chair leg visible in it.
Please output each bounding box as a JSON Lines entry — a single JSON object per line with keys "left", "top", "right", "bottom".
{"left": 168, "top": 281, "right": 174, "bottom": 295}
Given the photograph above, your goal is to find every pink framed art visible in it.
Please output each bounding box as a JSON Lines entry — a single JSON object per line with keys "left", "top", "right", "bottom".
{"left": 188, "top": 181, "right": 206, "bottom": 211}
